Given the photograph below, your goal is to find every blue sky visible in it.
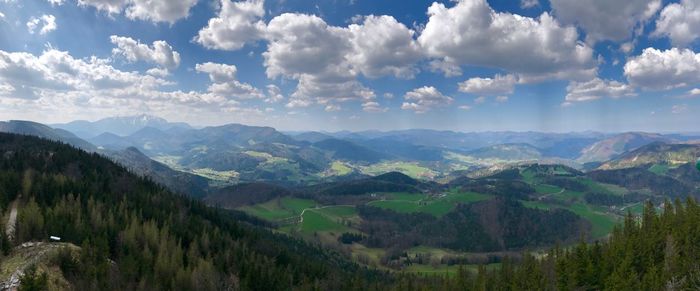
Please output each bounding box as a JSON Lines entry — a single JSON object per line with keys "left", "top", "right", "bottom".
{"left": 0, "top": 0, "right": 699, "bottom": 132}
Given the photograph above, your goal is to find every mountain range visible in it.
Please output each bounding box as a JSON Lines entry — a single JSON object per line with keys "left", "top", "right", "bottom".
{"left": 3, "top": 115, "right": 700, "bottom": 197}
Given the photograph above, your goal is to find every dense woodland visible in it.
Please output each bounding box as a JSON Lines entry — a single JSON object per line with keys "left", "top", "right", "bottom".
{"left": 1, "top": 133, "right": 700, "bottom": 290}
{"left": 357, "top": 198, "right": 586, "bottom": 252}
{"left": 0, "top": 134, "right": 377, "bottom": 290}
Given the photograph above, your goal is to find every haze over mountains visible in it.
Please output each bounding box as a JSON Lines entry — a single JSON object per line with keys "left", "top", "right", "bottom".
{"left": 5, "top": 115, "right": 700, "bottom": 189}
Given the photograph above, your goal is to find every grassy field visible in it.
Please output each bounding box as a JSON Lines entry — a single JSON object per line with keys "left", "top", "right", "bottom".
{"left": 239, "top": 197, "right": 316, "bottom": 221}
{"left": 648, "top": 164, "right": 670, "bottom": 175}
{"left": 567, "top": 203, "right": 618, "bottom": 238}
{"left": 368, "top": 190, "right": 492, "bottom": 217}
{"left": 534, "top": 184, "right": 562, "bottom": 194}
{"left": 579, "top": 178, "right": 628, "bottom": 196}
{"left": 299, "top": 210, "right": 348, "bottom": 234}
{"left": 402, "top": 263, "right": 501, "bottom": 275}
{"left": 330, "top": 161, "right": 353, "bottom": 176}
{"left": 315, "top": 205, "right": 357, "bottom": 217}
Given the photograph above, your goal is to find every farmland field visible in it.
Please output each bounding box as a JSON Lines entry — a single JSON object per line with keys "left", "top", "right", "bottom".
{"left": 239, "top": 197, "right": 316, "bottom": 221}
{"left": 368, "top": 190, "right": 492, "bottom": 217}
{"left": 299, "top": 210, "right": 348, "bottom": 234}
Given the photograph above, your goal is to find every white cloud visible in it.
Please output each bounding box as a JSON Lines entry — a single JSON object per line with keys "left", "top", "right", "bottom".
{"left": 418, "top": 0, "right": 597, "bottom": 81}
{"left": 347, "top": 15, "right": 422, "bottom": 78}
{"left": 474, "top": 96, "right": 486, "bottom": 104}
{"left": 401, "top": 86, "right": 453, "bottom": 113}
{"left": 654, "top": 0, "right": 700, "bottom": 47}
{"left": 672, "top": 104, "right": 688, "bottom": 114}
{"left": 565, "top": 78, "right": 635, "bottom": 103}
{"left": 27, "top": 15, "right": 56, "bottom": 35}
{"left": 690, "top": 88, "right": 700, "bottom": 96}
{"left": 194, "top": 0, "right": 266, "bottom": 50}
{"left": 624, "top": 47, "right": 700, "bottom": 90}
{"left": 77, "top": 0, "right": 197, "bottom": 24}
{"left": 195, "top": 62, "right": 264, "bottom": 99}
{"left": 126, "top": 0, "right": 198, "bottom": 23}
{"left": 0, "top": 49, "right": 167, "bottom": 100}
{"left": 496, "top": 95, "right": 509, "bottom": 103}
{"left": 362, "top": 101, "right": 387, "bottom": 113}
{"left": 520, "top": 0, "right": 539, "bottom": 9}
{"left": 458, "top": 74, "right": 517, "bottom": 95}
{"left": 264, "top": 13, "right": 375, "bottom": 107}
{"left": 0, "top": 49, "right": 257, "bottom": 122}
{"left": 110, "top": 35, "right": 181, "bottom": 70}
{"left": 146, "top": 67, "right": 169, "bottom": 77}
{"left": 427, "top": 59, "right": 462, "bottom": 77}
{"left": 458, "top": 105, "right": 472, "bottom": 110}
{"left": 47, "top": 0, "right": 64, "bottom": 5}
{"left": 262, "top": 12, "right": 435, "bottom": 108}
{"left": 550, "top": 0, "right": 660, "bottom": 43}
{"left": 324, "top": 104, "right": 341, "bottom": 112}
{"left": 77, "top": 0, "right": 128, "bottom": 15}
{"left": 264, "top": 84, "right": 284, "bottom": 103}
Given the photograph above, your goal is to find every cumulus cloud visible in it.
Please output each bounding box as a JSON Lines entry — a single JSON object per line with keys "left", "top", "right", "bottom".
{"left": 27, "top": 15, "right": 56, "bottom": 35}
{"left": 77, "top": 0, "right": 197, "bottom": 24}
{"left": 264, "top": 84, "right": 284, "bottom": 103}
{"left": 194, "top": 0, "right": 266, "bottom": 50}
{"left": 564, "top": 78, "right": 635, "bottom": 103}
{"left": 47, "top": 0, "right": 64, "bottom": 5}
{"left": 654, "top": 0, "right": 700, "bottom": 47}
{"left": 362, "top": 101, "right": 387, "bottom": 113}
{"left": 401, "top": 86, "right": 453, "bottom": 113}
{"left": 418, "top": 0, "right": 597, "bottom": 81}
{"left": 0, "top": 48, "right": 253, "bottom": 123}
{"left": 195, "top": 62, "right": 264, "bottom": 99}
{"left": 427, "top": 59, "right": 462, "bottom": 77}
{"left": 0, "top": 49, "right": 166, "bottom": 100}
{"left": 520, "top": 0, "right": 539, "bottom": 9}
{"left": 110, "top": 35, "right": 181, "bottom": 70}
{"left": 458, "top": 74, "right": 517, "bottom": 95}
{"left": 689, "top": 88, "right": 700, "bottom": 96}
{"left": 624, "top": 48, "right": 700, "bottom": 90}
{"left": 77, "top": 0, "right": 127, "bottom": 15}
{"left": 264, "top": 13, "right": 375, "bottom": 108}
{"left": 347, "top": 15, "right": 422, "bottom": 78}
{"left": 550, "top": 0, "right": 661, "bottom": 43}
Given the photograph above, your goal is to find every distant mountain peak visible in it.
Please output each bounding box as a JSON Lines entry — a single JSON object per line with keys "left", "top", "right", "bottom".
{"left": 54, "top": 114, "right": 192, "bottom": 138}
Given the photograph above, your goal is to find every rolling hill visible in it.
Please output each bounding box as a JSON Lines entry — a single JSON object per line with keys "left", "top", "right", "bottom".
{"left": 598, "top": 142, "right": 700, "bottom": 170}
{"left": 0, "top": 120, "right": 96, "bottom": 151}
{"left": 577, "top": 132, "right": 673, "bottom": 164}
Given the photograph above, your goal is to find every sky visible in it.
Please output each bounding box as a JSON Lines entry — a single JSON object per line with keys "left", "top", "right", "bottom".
{"left": 0, "top": 0, "right": 699, "bottom": 132}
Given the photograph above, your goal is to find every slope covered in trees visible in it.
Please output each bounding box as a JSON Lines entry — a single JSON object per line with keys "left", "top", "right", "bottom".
{"left": 0, "top": 133, "right": 376, "bottom": 290}
{"left": 2, "top": 133, "right": 700, "bottom": 290}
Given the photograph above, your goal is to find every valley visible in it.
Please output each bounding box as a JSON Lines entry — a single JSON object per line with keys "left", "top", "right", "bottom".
{"left": 2, "top": 116, "right": 700, "bottom": 286}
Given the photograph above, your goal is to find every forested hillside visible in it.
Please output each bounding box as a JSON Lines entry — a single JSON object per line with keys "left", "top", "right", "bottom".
{"left": 0, "top": 133, "right": 374, "bottom": 290}
{"left": 2, "top": 133, "right": 700, "bottom": 290}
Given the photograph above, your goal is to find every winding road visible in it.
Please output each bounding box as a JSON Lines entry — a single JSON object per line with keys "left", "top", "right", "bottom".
{"left": 298, "top": 204, "right": 354, "bottom": 223}
{"left": 538, "top": 188, "right": 566, "bottom": 201}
